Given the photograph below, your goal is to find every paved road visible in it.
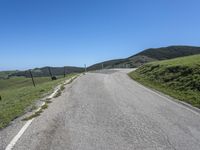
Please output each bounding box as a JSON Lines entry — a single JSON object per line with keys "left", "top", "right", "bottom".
{"left": 3, "top": 69, "right": 200, "bottom": 150}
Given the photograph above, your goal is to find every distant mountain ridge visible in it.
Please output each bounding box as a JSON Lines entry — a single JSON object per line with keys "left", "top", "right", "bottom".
{"left": 8, "top": 66, "right": 84, "bottom": 78}
{"left": 1, "top": 45, "right": 200, "bottom": 79}
{"left": 88, "top": 46, "right": 200, "bottom": 70}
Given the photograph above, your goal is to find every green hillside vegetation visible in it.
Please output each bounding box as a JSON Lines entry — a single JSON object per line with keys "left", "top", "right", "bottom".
{"left": 129, "top": 54, "right": 200, "bottom": 108}
{"left": 88, "top": 46, "right": 200, "bottom": 70}
{"left": 134, "top": 46, "right": 200, "bottom": 60}
{"left": 0, "top": 74, "right": 75, "bottom": 129}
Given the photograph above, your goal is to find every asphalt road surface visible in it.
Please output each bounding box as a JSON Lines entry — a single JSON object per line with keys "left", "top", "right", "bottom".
{"left": 2, "top": 69, "right": 200, "bottom": 150}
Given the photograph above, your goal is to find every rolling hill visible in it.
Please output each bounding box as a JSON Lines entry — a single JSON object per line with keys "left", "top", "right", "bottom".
{"left": 2, "top": 45, "right": 200, "bottom": 77}
{"left": 88, "top": 46, "right": 200, "bottom": 70}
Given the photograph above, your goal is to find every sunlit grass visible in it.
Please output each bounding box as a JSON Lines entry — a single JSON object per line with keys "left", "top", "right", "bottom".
{"left": 0, "top": 74, "right": 75, "bottom": 129}
{"left": 129, "top": 54, "right": 200, "bottom": 108}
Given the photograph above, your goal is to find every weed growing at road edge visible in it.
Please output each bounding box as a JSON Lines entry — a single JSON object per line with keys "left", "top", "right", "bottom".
{"left": 22, "top": 109, "right": 43, "bottom": 121}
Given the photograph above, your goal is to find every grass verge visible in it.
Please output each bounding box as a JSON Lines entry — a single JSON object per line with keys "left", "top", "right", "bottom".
{"left": 22, "top": 109, "right": 43, "bottom": 121}
{"left": 53, "top": 90, "right": 62, "bottom": 98}
{"left": 129, "top": 54, "right": 200, "bottom": 108}
{"left": 0, "top": 74, "right": 76, "bottom": 129}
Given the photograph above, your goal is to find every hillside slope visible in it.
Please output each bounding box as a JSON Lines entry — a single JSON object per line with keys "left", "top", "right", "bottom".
{"left": 134, "top": 46, "right": 200, "bottom": 60}
{"left": 129, "top": 54, "right": 200, "bottom": 108}
{"left": 88, "top": 46, "right": 200, "bottom": 70}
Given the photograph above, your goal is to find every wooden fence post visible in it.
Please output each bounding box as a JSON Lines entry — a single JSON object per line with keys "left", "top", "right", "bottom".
{"left": 29, "top": 70, "right": 36, "bottom": 87}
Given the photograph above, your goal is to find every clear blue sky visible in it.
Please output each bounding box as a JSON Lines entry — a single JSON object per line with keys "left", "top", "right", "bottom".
{"left": 1, "top": 0, "right": 200, "bottom": 70}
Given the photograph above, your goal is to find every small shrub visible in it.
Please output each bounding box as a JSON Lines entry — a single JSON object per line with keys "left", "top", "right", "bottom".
{"left": 41, "top": 103, "right": 48, "bottom": 109}
{"left": 53, "top": 90, "right": 62, "bottom": 98}
{"left": 60, "top": 85, "right": 65, "bottom": 91}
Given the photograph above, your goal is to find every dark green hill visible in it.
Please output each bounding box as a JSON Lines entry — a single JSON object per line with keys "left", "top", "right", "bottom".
{"left": 88, "top": 46, "right": 200, "bottom": 70}
{"left": 134, "top": 46, "right": 200, "bottom": 60}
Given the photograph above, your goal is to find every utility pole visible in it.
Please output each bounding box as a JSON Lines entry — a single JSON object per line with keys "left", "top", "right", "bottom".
{"left": 102, "top": 63, "right": 104, "bottom": 70}
{"left": 48, "top": 67, "right": 53, "bottom": 80}
{"left": 29, "top": 70, "right": 35, "bottom": 87}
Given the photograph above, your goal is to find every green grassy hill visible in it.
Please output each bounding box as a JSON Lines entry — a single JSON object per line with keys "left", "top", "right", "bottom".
{"left": 129, "top": 54, "right": 200, "bottom": 108}
{"left": 88, "top": 46, "right": 200, "bottom": 70}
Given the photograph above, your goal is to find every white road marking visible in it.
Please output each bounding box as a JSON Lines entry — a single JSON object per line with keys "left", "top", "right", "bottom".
{"left": 5, "top": 120, "right": 33, "bottom": 150}
{"left": 5, "top": 77, "right": 77, "bottom": 150}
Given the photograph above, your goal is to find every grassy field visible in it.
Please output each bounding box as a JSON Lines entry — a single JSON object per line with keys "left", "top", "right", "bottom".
{"left": 0, "top": 74, "right": 75, "bottom": 129}
{"left": 129, "top": 54, "right": 200, "bottom": 108}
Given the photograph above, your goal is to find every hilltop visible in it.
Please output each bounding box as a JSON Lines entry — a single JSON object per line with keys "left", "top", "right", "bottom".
{"left": 88, "top": 46, "right": 200, "bottom": 70}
